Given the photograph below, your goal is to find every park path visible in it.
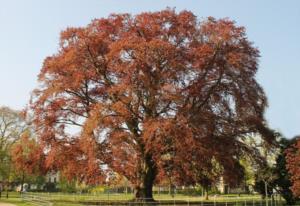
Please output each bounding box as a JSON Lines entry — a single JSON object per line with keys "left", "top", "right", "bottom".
{"left": 0, "top": 203, "right": 16, "bottom": 206}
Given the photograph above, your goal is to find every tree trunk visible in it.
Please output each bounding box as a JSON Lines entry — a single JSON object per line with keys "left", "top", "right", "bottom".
{"left": 264, "top": 181, "right": 268, "bottom": 206}
{"left": 204, "top": 186, "right": 209, "bottom": 200}
{"left": 20, "top": 172, "right": 25, "bottom": 193}
{"left": 134, "top": 154, "right": 157, "bottom": 202}
{"left": 6, "top": 182, "right": 9, "bottom": 198}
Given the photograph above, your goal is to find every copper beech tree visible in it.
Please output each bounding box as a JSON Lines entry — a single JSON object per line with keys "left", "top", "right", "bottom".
{"left": 30, "top": 9, "right": 275, "bottom": 200}
{"left": 286, "top": 137, "right": 300, "bottom": 197}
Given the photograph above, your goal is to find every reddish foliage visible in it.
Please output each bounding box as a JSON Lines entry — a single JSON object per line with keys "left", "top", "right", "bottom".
{"left": 30, "top": 9, "right": 275, "bottom": 198}
{"left": 10, "top": 132, "right": 44, "bottom": 176}
{"left": 286, "top": 137, "right": 300, "bottom": 197}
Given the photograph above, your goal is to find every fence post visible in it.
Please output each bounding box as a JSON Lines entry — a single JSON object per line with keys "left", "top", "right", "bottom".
{"left": 260, "top": 196, "right": 262, "bottom": 206}
{"left": 279, "top": 194, "right": 282, "bottom": 206}
{"left": 173, "top": 195, "right": 175, "bottom": 206}
{"left": 214, "top": 195, "right": 216, "bottom": 206}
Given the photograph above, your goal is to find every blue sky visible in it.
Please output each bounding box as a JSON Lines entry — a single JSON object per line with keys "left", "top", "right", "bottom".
{"left": 0, "top": 0, "right": 299, "bottom": 138}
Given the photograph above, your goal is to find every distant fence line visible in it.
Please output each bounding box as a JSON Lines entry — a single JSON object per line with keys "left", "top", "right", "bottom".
{"left": 20, "top": 192, "right": 285, "bottom": 206}
{"left": 21, "top": 193, "right": 53, "bottom": 206}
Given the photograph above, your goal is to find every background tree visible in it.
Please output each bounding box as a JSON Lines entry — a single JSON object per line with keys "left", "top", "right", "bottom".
{"left": 10, "top": 131, "right": 44, "bottom": 192}
{"left": 254, "top": 166, "right": 277, "bottom": 201}
{"left": 30, "top": 9, "right": 275, "bottom": 200}
{"left": 272, "top": 137, "right": 297, "bottom": 205}
{"left": 254, "top": 135, "right": 278, "bottom": 203}
{"left": 0, "top": 107, "right": 26, "bottom": 169}
{"left": 240, "top": 158, "right": 256, "bottom": 193}
{"left": 286, "top": 136, "right": 300, "bottom": 198}
{"left": 0, "top": 106, "right": 26, "bottom": 197}
{"left": 254, "top": 136, "right": 297, "bottom": 205}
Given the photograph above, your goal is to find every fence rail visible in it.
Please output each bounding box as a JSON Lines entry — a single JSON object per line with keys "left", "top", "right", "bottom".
{"left": 21, "top": 193, "right": 53, "bottom": 206}
{"left": 20, "top": 192, "right": 285, "bottom": 206}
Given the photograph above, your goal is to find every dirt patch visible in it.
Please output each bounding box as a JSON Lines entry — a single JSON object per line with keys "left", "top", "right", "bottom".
{"left": 0, "top": 203, "right": 16, "bottom": 206}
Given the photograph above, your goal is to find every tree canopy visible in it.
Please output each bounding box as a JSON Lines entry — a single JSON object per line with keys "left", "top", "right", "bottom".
{"left": 30, "top": 9, "right": 275, "bottom": 199}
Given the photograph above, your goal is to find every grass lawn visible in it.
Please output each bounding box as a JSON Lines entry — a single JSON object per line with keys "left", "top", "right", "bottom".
{"left": 0, "top": 192, "right": 33, "bottom": 206}
{"left": 0, "top": 192, "right": 284, "bottom": 206}
{"left": 23, "top": 192, "right": 262, "bottom": 200}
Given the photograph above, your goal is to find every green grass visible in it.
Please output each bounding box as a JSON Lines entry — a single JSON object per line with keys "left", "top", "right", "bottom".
{"left": 0, "top": 197, "right": 33, "bottom": 206}
{"left": 0, "top": 192, "right": 285, "bottom": 206}
{"left": 0, "top": 192, "right": 33, "bottom": 206}
{"left": 23, "top": 192, "right": 263, "bottom": 201}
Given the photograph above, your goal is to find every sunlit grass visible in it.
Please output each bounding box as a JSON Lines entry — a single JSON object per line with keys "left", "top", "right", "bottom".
{"left": 0, "top": 197, "right": 33, "bottom": 206}
{"left": 0, "top": 192, "right": 284, "bottom": 206}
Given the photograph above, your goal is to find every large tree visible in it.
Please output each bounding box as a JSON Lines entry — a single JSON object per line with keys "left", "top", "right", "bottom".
{"left": 30, "top": 9, "right": 275, "bottom": 200}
